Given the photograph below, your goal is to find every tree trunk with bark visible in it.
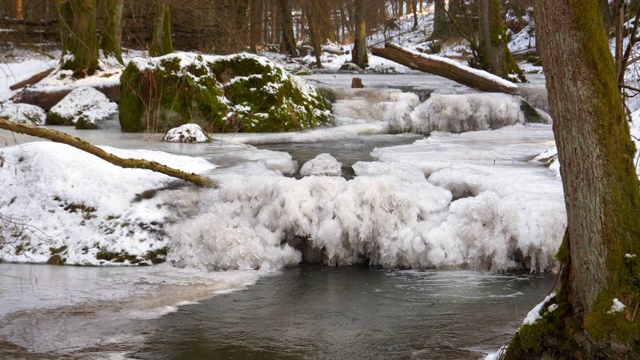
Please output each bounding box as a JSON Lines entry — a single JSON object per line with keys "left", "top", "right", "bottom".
{"left": 249, "top": 0, "right": 262, "bottom": 52}
{"left": 0, "top": 118, "right": 213, "bottom": 188}
{"left": 432, "top": 0, "right": 448, "bottom": 39}
{"left": 57, "top": 0, "right": 100, "bottom": 78}
{"left": 305, "top": 0, "right": 323, "bottom": 67}
{"left": 352, "top": 0, "right": 368, "bottom": 69}
{"left": 411, "top": 0, "right": 418, "bottom": 30}
{"left": 99, "top": 0, "right": 123, "bottom": 64}
{"left": 504, "top": 1, "right": 640, "bottom": 357}
{"left": 477, "top": 0, "right": 526, "bottom": 82}
{"left": 149, "top": 0, "right": 173, "bottom": 57}
{"left": 277, "top": 0, "right": 298, "bottom": 57}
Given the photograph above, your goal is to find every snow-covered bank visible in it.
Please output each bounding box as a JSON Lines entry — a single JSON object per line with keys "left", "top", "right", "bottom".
{"left": 0, "top": 142, "right": 216, "bottom": 265}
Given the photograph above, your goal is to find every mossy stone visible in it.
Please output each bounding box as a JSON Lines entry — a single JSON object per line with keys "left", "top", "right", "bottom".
{"left": 119, "top": 53, "right": 332, "bottom": 133}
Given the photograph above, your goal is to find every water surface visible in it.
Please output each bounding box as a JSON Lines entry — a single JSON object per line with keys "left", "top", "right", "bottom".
{"left": 134, "top": 265, "right": 555, "bottom": 360}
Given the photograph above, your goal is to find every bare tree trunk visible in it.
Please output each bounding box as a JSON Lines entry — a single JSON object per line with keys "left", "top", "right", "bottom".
{"left": 16, "top": 0, "right": 23, "bottom": 20}
{"left": 352, "top": 0, "right": 368, "bottom": 69}
{"left": 249, "top": 0, "right": 262, "bottom": 52}
{"left": 432, "top": 0, "right": 448, "bottom": 38}
{"left": 505, "top": 1, "right": 640, "bottom": 357}
{"left": 100, "top": 0, "right": 123, "bottom": 64}
{"left": 0, "top": 118, "right": 213, "bottom": 188}
{"left": 57, "top": 0, "right": 100, "bottom": 77}
{"left": 477, "top": 0, "right": 526, "bottom": 82}
{"left": 411, "top": 0, "right": 418, "bottom": 30}
{"left": 277, "top": 0, "right": 298, "bottom": 56}
{"left": 305, "top": 0, "right": 323, "bottom": 67}
{"left": 149, "top": 0, "right": 173, "bottom": 57}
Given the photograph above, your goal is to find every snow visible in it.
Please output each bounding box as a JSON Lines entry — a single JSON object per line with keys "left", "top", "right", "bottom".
{"left": 522, "top": 292, "right": 557, "bottom": 325}
{"left": 48, "top": 86, "right": 118, "bottom": 124}
{"left": 630, "top": 109, "right": 640, "bottom": 176}
{"left": 164, "top": 123, "right": 210, "bottom": 143}
{"left": 300, "top": 153, "right": 342, "bottom": 176}
{"left": 0, "top": 142, "right": 216, "bottom": 265}
{"left": 0, "top": 101, "right": 46, "bottom": 125}
{"left": 608, "top": 298, "right": 627, "bottom": 314}
{"left": 0, "top": 57, "right": 58, "bottom": 101}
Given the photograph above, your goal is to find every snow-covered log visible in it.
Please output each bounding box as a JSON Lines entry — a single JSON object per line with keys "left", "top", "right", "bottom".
{"left": 0, "top": 117, "right": 213, "bottom": 187}
{"left": 371, "top": 42, "right": 519, "bottom": 94}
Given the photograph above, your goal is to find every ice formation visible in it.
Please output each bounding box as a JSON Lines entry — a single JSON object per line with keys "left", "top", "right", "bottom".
{"left": 300, "top": 153, "right": 342, "bottom": 176}
{"left": 398, "top": 93, "right": 527, "bottom": 135}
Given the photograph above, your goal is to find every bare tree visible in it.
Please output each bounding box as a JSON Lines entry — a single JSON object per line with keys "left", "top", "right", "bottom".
{"left": 100, "top": 0, "right": 124, "bottom": 63}
{"left": 57, "top": 0, "right": 100, "bottom": 77}
{"left": 352, "top": 0, "right": 368, "bottom": 69}
{"left": 149, "top": 0, "right": 173, "bottom": 57}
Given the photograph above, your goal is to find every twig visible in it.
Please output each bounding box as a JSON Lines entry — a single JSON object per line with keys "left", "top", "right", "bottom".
{"left": 548, "top": 263, "right": 562, "bottom": 296}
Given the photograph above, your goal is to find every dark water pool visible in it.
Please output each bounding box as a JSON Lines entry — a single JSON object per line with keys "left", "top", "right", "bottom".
{"left": 132, "top": 265, "right": 555, "bottom": 360}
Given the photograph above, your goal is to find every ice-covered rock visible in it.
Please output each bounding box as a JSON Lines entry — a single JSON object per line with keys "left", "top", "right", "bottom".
{"left": 164, "top": 123, "right": 210, "bottom": 143}
{"left": 0, "top": 102, "right": 46, "bottom": 125}
{"left": 392, "top": 93, "right": 548, "bottom": 135}
{"left": 300, "top": 153, "right": 342, "bottom": 176}
{"left": 47, "top": 87, "right": 118, "bottom": 129}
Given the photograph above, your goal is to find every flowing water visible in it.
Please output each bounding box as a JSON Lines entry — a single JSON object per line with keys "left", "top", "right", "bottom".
{"left": 133, "top": 266, "right": 555, "bottom": 360}
{"left": 0, "top": 73, "right": 556, "bottom": 359}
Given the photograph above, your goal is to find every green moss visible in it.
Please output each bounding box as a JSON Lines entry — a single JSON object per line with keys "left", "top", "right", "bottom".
{"left": 119, "top": 53, "right": 332, "bottom": 133}
{"left": 503, "top": 291, "right": 580, "bottom": 359}
{"left": 46, "top": 111, "right": 74, "bottom": 126}
{"left": 520, "top": 100, "right": 546, "bottom": 123}
{"left": 570, "top": 1, "right": 640, "bottom": 350}
{"left": 144, "top": 247, "right": 167, "bottom": 264}
{"left": 96, "top": 248, "right": 140, "bottom": 264}
{"left": 95, "top": 246, "right": 167, "bottom": 265}
{"left": 74, "top": 116, "right": 98, "bottom": 130}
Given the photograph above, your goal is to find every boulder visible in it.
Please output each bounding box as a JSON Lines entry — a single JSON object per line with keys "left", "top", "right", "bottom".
{"left": 47, "top": 87, "right": 118, "bottom": 129}
{"left": 119, "top": 52, "right": 332, "bottom": 133}
{"left": 0, "top": 102, "right": 46, "bottom": 125}
{"left": 164, "top": 123, "right": 210, "bottom": 143}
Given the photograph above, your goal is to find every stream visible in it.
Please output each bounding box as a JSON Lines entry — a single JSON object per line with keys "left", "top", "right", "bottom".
{"left": 0, "top": 73, "right": 558, "bottom": 359}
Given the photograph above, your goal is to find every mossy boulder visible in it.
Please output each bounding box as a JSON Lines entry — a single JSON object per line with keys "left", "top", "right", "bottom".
{"left": 119, "top": 52, "right": 332, "bottom": 133}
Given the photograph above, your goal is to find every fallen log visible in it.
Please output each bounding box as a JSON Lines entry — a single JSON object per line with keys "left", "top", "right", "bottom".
{"left": 371, "top": 42, "right": 519, "bottom": 94}
{"left": 0, "top": 117, "right": 213, "bottom": 188}
{"left": 9, "top": 68, "right": 55, "bottom": 90}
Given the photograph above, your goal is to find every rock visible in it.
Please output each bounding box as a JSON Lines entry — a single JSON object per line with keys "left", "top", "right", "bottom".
{"left": 300, "top": 153, "right": 342, "bottom": 176}
{"left": 339, "top": 62, "right": 362, "bottom": 72}
{"left": 119, "top": 52, "right": 332, "bottom": 133}
{"left": 12, "top": 84, "right": 120, "bottom": 111}
{"left": 47, "top": 87, "right": 118, "bottom": 129}
{"left": 0, "top": 102, "right": 46, "bottom": 125}
{"left": 164, "top": 123, "right": 210, "bottom": 143}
